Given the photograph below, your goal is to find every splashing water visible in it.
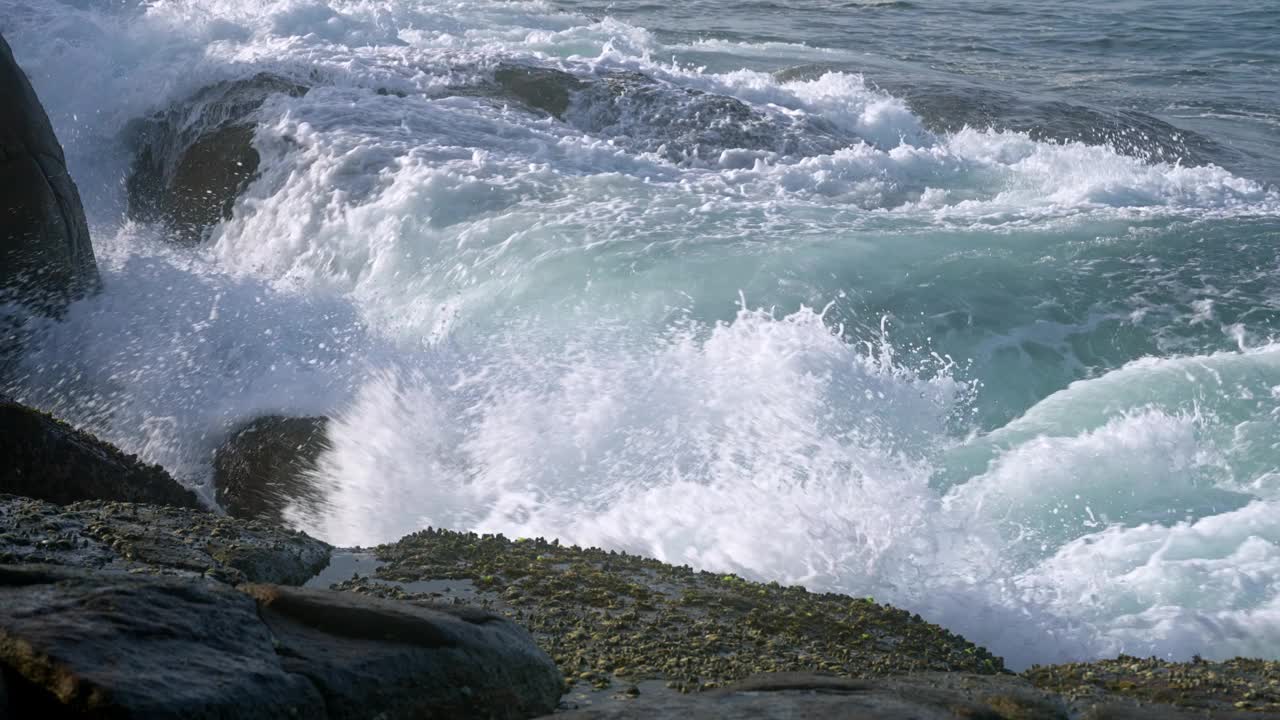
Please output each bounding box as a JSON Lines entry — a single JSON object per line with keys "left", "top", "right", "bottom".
{"left": 5, "top": 0, "right": 1280, "bottom": 669}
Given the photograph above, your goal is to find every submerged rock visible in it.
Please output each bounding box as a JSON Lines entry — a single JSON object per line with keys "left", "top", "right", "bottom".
{"left": 0, "top": 494, "right": 331, "bottom": 585}
{"left": 213, "top": 414, "right": 331, "bottom": 524}
{"left": 126, "top": 73, "right": 307, "bottom": 243}
{"left": 495, "top": 64, "right": 586, "bottom": 118}
{"left": 0, "top": 399, "right": 202, "bottom": 509}
{"left": 488, "top": 63, "right": 853, "bottom": 165}
{"left": 0, "top": 33, "right": 99, "bottom": 315}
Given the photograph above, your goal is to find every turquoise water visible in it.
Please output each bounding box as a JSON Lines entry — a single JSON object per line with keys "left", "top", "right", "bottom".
{"left": 3, "top": 0, "right": 1279, "bottom": 667}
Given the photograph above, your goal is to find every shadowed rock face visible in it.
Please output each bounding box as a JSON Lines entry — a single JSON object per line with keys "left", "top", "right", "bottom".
{"left": 0, "top": 399, "right": 202, "bottom": 509}
{"left": 0, "top": 33, "right": 98, "bottom": 315}
{"left": 126, "top": 73, "right": 308, "bottom": 243}
{"left": 0, "top": 564, "right": 564, "bottom": 719}
{"left": 213, "top": 415, "right": 331, "bottom": 524}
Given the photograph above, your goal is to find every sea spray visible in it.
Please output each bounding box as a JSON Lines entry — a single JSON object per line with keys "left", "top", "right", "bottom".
{"left": 4, "top": 0, "right": 1280, "bottom": 668}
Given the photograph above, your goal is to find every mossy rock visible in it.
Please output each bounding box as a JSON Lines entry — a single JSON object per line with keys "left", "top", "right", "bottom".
{"left": 334, "top": 528, "right": 1006, "bottom": 696}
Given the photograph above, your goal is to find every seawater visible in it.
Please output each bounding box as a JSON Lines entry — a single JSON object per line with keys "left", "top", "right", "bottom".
{"left": 3, "top": 0, "right": 1280, "bottom": 668}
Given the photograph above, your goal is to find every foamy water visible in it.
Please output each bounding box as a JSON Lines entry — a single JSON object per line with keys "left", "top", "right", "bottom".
{"left": 5, "top": 0, "right": 1280, "bottom": 669}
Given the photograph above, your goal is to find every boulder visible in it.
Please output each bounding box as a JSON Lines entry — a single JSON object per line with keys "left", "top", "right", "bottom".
{"left": 0, "top": 564, "right": 564, "bottom": 718}
{"left": 0, "top": 494, "right": 331, "bottom": 585}
{"left": 0, "top": 398, "right": 202, "bottom": 509}
{"left": 126, "top": 73, "right": 307, "bottom": 243}
{"left": 245, "top": 583, "right": 565, "bottom": 718}
{"left": 0, "top": 33, "right": 98, "bottom": 315}
{"left": 213, "top": 414, "right": 330, "bottom": 524}
{"left": 0, "top": 564, "right": 327, "bottom": 718}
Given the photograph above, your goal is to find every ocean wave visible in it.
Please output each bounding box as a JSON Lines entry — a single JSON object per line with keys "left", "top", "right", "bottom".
{"left": 5, "top": 0, "right": 1280, "bottom": 670}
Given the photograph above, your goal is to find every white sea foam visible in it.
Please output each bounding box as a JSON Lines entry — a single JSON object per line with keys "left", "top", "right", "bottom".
{"left": 5, "top": 0, "right": 1280, "bottom": 669}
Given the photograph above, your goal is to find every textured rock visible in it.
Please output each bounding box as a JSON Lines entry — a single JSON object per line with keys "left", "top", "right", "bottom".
{"left": 245, "top": 583, "right": 565, "bottom": 719}
{"left": 0, "top": 494, "right": 331, "bottom": 585}
{"left": 1025, "top": 656, "right": 1280, "bottom": 715}
{"left": 553, "top": 672, "right": 1278, "bottom": 719}
{"left": 213, "top": 414, "right": 330, "bottom": 524}
{"left": 126, "top": 73, "right": 307, "bottom": 243}
{"left": 0, "top": 564, "right": 327, "bottom": 718}
{"left": 0, "top": 399, "right": 202, "bottom": 508}
{"left": 0, "top": 563, "right": 563, "bottom": 719}
{"left": 495, "top": 64, "right": 585, "bottom": 118}
{"left": 0, "top": 33, "right": 98, "bottom": 314}
{"left": 339, "top": 528, "right": 1005, "bottom": 696}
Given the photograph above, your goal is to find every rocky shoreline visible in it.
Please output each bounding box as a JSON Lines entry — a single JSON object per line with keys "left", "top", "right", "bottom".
{"left": 4, "top": 25, "right": 1280, "bottom": 720}
{"left": 3, "top": 485, "right": 1279, "bottom": 718}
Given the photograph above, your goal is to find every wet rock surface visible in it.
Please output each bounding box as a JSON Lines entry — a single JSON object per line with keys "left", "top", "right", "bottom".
{"left": 0, "top": 564, "right": 327, "bottom": 719}
{"left": 246, "top": 583, "right": 564, "bottom": 719}
{"left": 213, "top": 414, "right": 331, "bottom": 524}
{"left": 0, "top": 494, "right": 331, "bottom": 585}
{"left": 1025, "top": 656, "right": 1280, "bottom": 716}
{"left": 315, "top": 534, "right": 1280, "bottom": 718}
{"left": 552, "top": 671, "right": 1279, "bottom": 719}
{"left": 495, "top": 64, "right": 585, "bottom": 118}
{"left": 0, "top": 399, "right": 202, "bottom": 509}
{"left": 126, "top": 73, "right": 307, "bottom": 243}
{"left": 488, "top": 63, "right": 854, "bottom": 165}
{"left": 0, "top": 33, "right": 98, "bottom": 316}
{"left": 322, "top": 528, "right": 1005, "bottom": 696}
{"left": 0, "top": 524, "right": 561, "bottom": 717}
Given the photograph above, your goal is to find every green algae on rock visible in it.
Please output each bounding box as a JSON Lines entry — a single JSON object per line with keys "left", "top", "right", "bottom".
{"left": 1025, "top": 656, "right": 1280, "bottom": 714}
{"left": 332, "top": 527, "right": 1005, "bottom": 695}
{"left": 554, "top": 670, "right": 1280, "bottom": 719}
{"left": 0, "top": 495, "right": 331, "bottom": 585}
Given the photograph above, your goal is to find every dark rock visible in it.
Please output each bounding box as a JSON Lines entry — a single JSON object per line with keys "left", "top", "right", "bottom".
{"left": 485, "top": 64, "right": 852, "bottom": 164}
{"left": 0, "top": 494, "right": 331, "bottom": 585}
{"left": 0, "top": 398, "right": 202, "bottom": 508}
{"left": 494, "top": 64, "right": 585, "bottom": 118}
{"left": 0, "top": 33, "right": 99, "bottom": 315}
{"left": 213, "top": 414, "right": 330, "bottom": 524}
{"left": 244, "top": 583, "right": 565, "bottom": 719}
{"left": 126, "top": 73, "right": 307, "bottom": 243}
{"left": 0, "top": 563, "right": 563, "bottom": 719}
{"left": 553, "top": 671, "right": 1276, "bottom": 719}
{"left": 0, "top": 564, "right": 327, "bottom": 718}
